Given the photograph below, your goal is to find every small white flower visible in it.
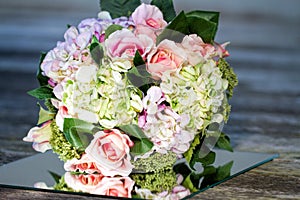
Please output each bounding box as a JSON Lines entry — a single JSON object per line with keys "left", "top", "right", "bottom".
{"left": 34, "top": 182, "right": 53, "bottom": 190}
{"left": 110, "top": 60, "right": 132, "bottom": 72}
{"left": 131, "top": 93, "right": 143, "bottom": 112}
{"left": 75, "top": 65, "right": 97, "bottom": 83}
{"left": 75, "top": 108, "right": 98, "bottom": 124}
{"left": 98, "top": 11, "right": 112, "bottom": 20}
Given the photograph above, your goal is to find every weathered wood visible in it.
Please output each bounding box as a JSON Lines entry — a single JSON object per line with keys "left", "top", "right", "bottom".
{"left": 0, "top": 185, "right": 110, "bottom": 200}
{"left": 0, "top": 0, "right": 300, "bottom": 199}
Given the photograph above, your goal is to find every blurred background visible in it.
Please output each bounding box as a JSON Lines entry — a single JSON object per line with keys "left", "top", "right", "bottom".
{"left": 0, "top": 0, "right": 299, "bottom": 198}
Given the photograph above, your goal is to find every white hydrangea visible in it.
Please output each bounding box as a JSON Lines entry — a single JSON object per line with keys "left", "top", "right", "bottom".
{"left": 62, "top": 64, "right": 99, "bottom": 124}
{"left": 96, "top": 60, "right": 143, "bottom": 128}
{"left": 160, "top": 60, "right": 228, "bottom": 133}
{"left": 61, "top": 59, "right": 143, "bottom": 129}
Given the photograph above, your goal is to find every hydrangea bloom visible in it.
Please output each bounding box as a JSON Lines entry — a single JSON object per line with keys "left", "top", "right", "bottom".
{"left": 160, "top": 60, "right": 229, "bottom": 133}
{"left": 139, "top": 86, "right": 194, "bottom": 156}
{"left": 58, "top": 59, "right": 142, "bottom": 129}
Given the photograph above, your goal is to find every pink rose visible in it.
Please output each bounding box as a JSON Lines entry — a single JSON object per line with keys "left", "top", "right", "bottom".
{"left": 147, "top": 40, "right": 187, "bottom": 80}
{"left": 132, "top": 4, "right": 167, "bottom": 41}
{"left": 105, "top": 29, "right": 153, "bottom": 59}
{"left": 85, "top": 129, "right": 134, "bottom": 177}
{"left": 64, "top": 172, "right": 104, "bottom": 194}
{"left": 95, "top": 177, "right": 134, "bottom": 198}
{"left": 181, "top": 34, "right": 230, "bottom": 65}
{"left": 132, "top": 4, "right": 167, "bottom": 28}
{"left": 23, "top": 121, "right": 52, "bottom": 153}
{"left": 64, "top": 173, "right": 134, "bottom": 198}
{"left": 64, "top": 154, "right": 102, "bottom": 174}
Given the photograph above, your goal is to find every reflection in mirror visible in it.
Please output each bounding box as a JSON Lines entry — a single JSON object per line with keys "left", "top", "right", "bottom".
{"left": 0, "top": 149, "right": 278, "bottom": 199}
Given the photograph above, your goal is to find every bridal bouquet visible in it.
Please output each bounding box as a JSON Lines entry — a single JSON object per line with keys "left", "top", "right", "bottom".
{"left": 24, "top": 0, "right": 237, "bottom": 199}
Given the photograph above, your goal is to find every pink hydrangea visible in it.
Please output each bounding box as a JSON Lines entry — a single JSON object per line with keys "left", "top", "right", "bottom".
{"left": 139, "top": 86, "right": 194, "bottom": 157}
{"left": 41, "top": 26, "right": 94, "bottom": 85}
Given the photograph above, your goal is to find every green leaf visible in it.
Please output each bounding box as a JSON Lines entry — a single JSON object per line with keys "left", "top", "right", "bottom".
{"left": 190, "top": 165, "right": 216, "bottom": 188}
{"left": 173, "top": 161, "right": 192, "bottom": 179}
{"left": 184, "top": 134, "right": 201, "bottom": 164}
{"left": 156, "top": 11, "right": 189, "bottom": 44}
{"left": 28, "top": 86, "right": 55, "bottom": 100}
{"left": 37, "top": 103, "right": 55, "bottom": 124}
{"left": 185, "top": 11, "right": 219, "bottom": 43}
{"left": 63, "top": 118, "right": 98, "bottom": 150}
{"left": 175, "top": 154, "right": 233, "bottom": 191}
{"left": 90, "top": 36, "right": 104, "bottom": 65}
{"left": 198, "top": 161, "right": 233, "bottom": 188}
{"left": 200, "top": 165, "right": 217, "bottom": 176}
{"left": 151, "top": 0, "right": 176, "bottom": 22}
{"left": 128, "top": 51, "right": 153, "bottom": 91}
{"left": 215, "top": 132, "right": 233, "bottom": 152}
{"left": 100, "top": 0, "right": 141, "bottom": 18}
{"left": 48, "top": 171, "right": 61, "bottom": 184}
{"left": 127, "top": 68, "right": 152, "bottom": 94}
{"left": 215, "top": 161, "right": 233, "bottom": 180}
{"left": 186, "top": 10, "right": 219, "bottom": 24}
{"left": 119, "top": 124, "right": 153, "bottom": 156}
{"left": 36, "top": 52, "right": 49, "bottom": 86}
{"left": 119, "top": 124, "right": 148, "bottom": 140}
{"left": 157, "top": 10, "right": 220, "bottom": 44}
{"left": 130, "top": 139, "right": 154, "bottom": 156}
{"left": 190, "top": 148, "right": 216, "bottom": 169}
{"left": 133, "top": 50, "right": 146, "bottom": 67}
{"left": 105, "top": 24, "right": 123, "bottom": 39}
{"left": 182, "top": 174, "right": 198, "bottom": 192}
{"left": 187, "top": 16, "right": 218, "bottom": 43}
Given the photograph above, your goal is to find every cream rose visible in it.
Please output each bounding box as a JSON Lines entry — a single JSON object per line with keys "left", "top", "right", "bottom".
{"left": 85, "top": 129, "right": 134, "bottom": 177}
{"left": 147, "top": 39, "right": 187, "bottom": 80}
{"left": 23, "top": 121, "right": 52, "bottom": 153}
{"left": 181, "top": 34, "right": 214, "bottom": 65}
{"left": 181, "top": 34, "right": 230, "bottom": 65}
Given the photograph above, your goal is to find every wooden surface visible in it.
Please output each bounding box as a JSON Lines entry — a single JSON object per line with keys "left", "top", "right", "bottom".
{"left": 0, "top": 0, "right": 300, "bottom": 199}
